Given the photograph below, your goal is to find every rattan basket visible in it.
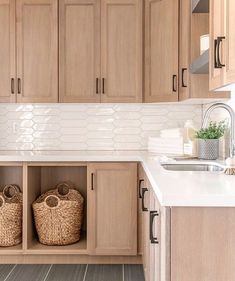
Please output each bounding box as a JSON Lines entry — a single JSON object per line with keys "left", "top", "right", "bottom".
{"left": 32, "top": 182, "right": 84, "bottom": 246}
{"left": 0, "top": 184, "right": 23, "bottom": 247}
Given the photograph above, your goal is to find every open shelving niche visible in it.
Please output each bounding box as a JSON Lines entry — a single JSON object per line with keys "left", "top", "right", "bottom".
{"left": 25, "top": 163, "right": 88, "bottom": 255}
{"left": 0, "top": 163, "right": 23, "bottom": 254}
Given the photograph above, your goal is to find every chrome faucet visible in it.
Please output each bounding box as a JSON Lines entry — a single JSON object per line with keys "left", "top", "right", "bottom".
{"left": 202, "top": 102, "right": 235, "bottom": 158}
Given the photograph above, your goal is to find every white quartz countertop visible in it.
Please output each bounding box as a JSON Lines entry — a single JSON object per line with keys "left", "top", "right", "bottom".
{"left": 0, "top": 150, "right": 234, "bottom": 207}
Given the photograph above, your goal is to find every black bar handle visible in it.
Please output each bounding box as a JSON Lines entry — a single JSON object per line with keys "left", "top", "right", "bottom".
{"left": 138, "top": 179, "right": 144, "bottom": 199}
{"left": 11, "top": 78, "right": 15, "bottom": 94}
{"left": 17, "top": 78, "right": 21, "bottom": 94}
{"left": 217, "top": 36, "right": 225, "bottom": 68}
{"left": 102, "top": 78, "right": 105, "bottom": 94}
{"left": 96, "top": 78, "right": 99, "bottom": 94}
{"left": 172, "top": 75, "right": 177, "bottom": 92}
{"left": 141, "top": 188, "right": 148, "bottom": 212}
{"left": 150, "top": 211, "right": 159, "bottom": 244}
{"left": 181, "top": 68, "right": 187, "bottom": 87}
{"left": 214, "top": 38, "right": 219, "bottom": 68}
{"left": 91, "top": 173, "right": 94, "bottom": 190}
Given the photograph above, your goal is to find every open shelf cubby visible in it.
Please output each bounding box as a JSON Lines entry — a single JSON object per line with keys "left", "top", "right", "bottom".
{"left": 26, "top": 164, "right": 87, "bottom": 254}
{"left": 0, "top": 163, "right": 23, "bottom": 253}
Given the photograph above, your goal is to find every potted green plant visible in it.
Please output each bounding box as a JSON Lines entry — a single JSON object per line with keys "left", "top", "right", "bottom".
{"left": 195, "top": 121, "right": 226, "bottom": 160}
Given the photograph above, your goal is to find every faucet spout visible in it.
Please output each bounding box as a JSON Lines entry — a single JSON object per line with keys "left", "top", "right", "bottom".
{"left": 202, "top": 102, "right": 235, "bottom": 158}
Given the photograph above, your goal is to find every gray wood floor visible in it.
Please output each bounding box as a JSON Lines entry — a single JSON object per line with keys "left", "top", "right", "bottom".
{"left": 0, "top": 264, "right": 145, "bottom": 281}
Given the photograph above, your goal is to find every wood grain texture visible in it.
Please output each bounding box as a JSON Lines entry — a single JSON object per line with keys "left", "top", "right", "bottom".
{"left": 59, "top": 0, "right": 101, "bottom": 103}
{"left": 144, "top": 0, "right": 179, "bottom": 102}
{"left": 16, "top": 0, "right": 58, "bottom": 103}
{"left": 45, "top": 264, "right": 86, "bottom": 281}
{"left": 101, "top": 0, "right": 142, "bottom": 103}
{"left": 88, "top": 162, "right": 137, "bottom": 255}
{"left": 209, "top": 0, "right": 224, "bottom": 90}
{"left": 0, "top": 0, "right": 16, "bottom": 102}
{"left": 85, "top": 265, "right": 122, "bottom": 281}
{"left": 224, "top": 0, "right": 235, "bottom": 86}
{"left": 0, "top": 254, "right": 142, "bottom": 264}
{"left": 171, "top": 207, "right": 235, "bottom": 281}
{"left": 179, "top": 0, "right": 191, "bottom": 101}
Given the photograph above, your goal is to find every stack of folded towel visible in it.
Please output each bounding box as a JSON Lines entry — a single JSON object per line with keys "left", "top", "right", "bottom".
{"left": 148, "top": 128, "right": 184, "bottom": 155}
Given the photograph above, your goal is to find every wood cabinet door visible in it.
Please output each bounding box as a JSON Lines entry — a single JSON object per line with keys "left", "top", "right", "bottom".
{"left": 0, "top": 0, "right": 16, "bottom": 102}
{"left": 87, "top": 163, "right": 137, "bottom": 255}
{"left": 59, "top": 0, "right": 101, "bottom": 103}
{"left": 100, "top": 0, "right": 142, "bottom": 103}
{"left": 142, "top": 185, "right": 150, "bottom": 281}
{"left": 145, "top": 0, "right": 179, "bottom": 102}
{"left": 179, "top": 0, "right": 190, "bottom": 101}
{"left": 16, "top": 0, "right": 58, "bottom": 103}
{"left": 209, "top": 0, "right": 224, "bottom": 90}
{"left": 224, "top": 0, "right": 235, "bottom": 86}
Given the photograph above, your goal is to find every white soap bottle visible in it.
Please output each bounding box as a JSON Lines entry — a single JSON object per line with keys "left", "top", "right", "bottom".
{"left": 183, "top": 120, "right": 197, "bottom": 157}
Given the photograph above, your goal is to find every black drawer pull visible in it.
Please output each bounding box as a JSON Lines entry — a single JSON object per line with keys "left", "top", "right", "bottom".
{"left": 172, "top": 75, "right": 177, "bottom": 92}
{"left": 141, "top": 188, "right": 148, "bottom": 212}
{"left": 214, "top": 38, "right": 219, "bottom": 68}
{"left": 217, "top": 36, "right": 225, "bottom": 68}
{"left": 17, "top": 78, "right": 21, "bottom": 94}
{"left": 96, "top": 78, "right": 99, "bottom": 94}
{"left": 150, "top": 210, "right": 159, "bottom": 244}
{"left": 138, "top": 179, "right": 144, "bottom": 198}
{"left": 182, "top": 68, "right": 187, "bottom": 87}
{"left": 91, "top": 173, "right": 94, "bottom": 190}
{"left": 11, "top": 78, "right": 14, "bottom": 94}
{"left": 102, "top": 78, "right": 105, "bottom": 94}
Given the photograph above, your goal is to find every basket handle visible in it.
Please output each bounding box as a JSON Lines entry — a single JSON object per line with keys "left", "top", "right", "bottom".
{"left": 0, "top": 195, "right": 5, "bottom": 208}
{"left": 56, "top": 182, "right": 70, "bottom": 196}
{"left": 3, "top": 184, "right": 21, "bottom": 200}
{"left": 44, "top": 195, "right": 61, "bottom": 209}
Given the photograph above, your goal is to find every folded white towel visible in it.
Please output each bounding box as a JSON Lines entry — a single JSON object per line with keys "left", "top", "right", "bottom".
{"left": 148, "top": 136, "right": 184, "bottom": 155}
{"left": 160, "top": 128, "right": 183, "bottom": 138}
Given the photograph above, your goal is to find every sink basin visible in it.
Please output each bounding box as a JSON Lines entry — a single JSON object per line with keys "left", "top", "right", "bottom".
{"left": 161, "top": 163, "right": 224, "bottom": 172}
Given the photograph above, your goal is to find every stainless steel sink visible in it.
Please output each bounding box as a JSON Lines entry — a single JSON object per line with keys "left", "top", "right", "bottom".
{"left": 161, "top": 163, "right": 224, "bottom": 172}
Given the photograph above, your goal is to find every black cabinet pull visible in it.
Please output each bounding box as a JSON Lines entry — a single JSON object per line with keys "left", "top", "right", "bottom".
{"left": 91, "top": 173, "right": 94, "bottom": 190}
{"left": 17, "top": 78, "right": 21, "bottom": 94}
{"left": 172, "top": 75, "right": 177, "bottom": 92}
{"left": 96, "top": 78, "right": 99, "bottom": 94}
{"left": 141, "top": 188, "right": 148, "bottom": 212}
{"left": 217, "top": 36, "right": 225, "bottom": 68}
{"left": 138, "top": 179, "right": 144, "bottom": 198}
{"left": 150, "top": 210, "right": 159, "bottom": 244}
{"left": 214, "top": 38, "right": 219, "bottom": 68}
{"left": 102, "top": 78, "right": 105, "bottom": 94}
{"left": 181, "top": 68, "right": 187, "bottom": 87}
{"left": 11, "top": 78, "right": 14, "bottom": 94}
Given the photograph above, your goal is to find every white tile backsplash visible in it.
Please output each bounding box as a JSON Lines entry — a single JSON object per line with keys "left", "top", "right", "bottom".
{"left": 0, "top": 104, "right": 202, "bottom": 151}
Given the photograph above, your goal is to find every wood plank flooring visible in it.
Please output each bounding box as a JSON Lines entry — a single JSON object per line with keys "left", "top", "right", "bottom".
{"left": 0, "top": 264, "right": 145, "bottom": 281}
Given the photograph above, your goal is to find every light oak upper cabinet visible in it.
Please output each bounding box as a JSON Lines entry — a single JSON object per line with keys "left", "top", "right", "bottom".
{"left": 101, "top": 0, "right": 142, "bottom": 102}
{"left": 59, "top": 0, "right": 142, "bottom": 103}
{"left": 210, "top": 0, "right": 235, "bottom": 91}
{"left": 59, "top": 0, "right": 100, "bottom": 103}
{"left": 145, "top": 0, "right": 178, "bottom": 102}
{"left": 0, "top": 0, "right": 15, "bottom": 103}
{"left": 16, "top": 0, "right": 58, "bottom": 103}
{"left": 87, "top": 163, "right": 137, "bottom": 255}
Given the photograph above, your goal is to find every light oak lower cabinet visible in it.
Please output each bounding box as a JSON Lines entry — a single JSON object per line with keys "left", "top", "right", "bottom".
{"left": 87, "top": 162, "right": 137, "bottom": 255}
{"left": 140, "top": 170, "right": 170, "bottom": 281}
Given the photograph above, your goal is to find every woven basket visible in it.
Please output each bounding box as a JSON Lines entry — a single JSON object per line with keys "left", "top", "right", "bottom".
{"left": 0, "top": 184, "right": 22, "bottom": 247}
{"left": 32, "top": 182, "right": 84, "bottom": 246}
